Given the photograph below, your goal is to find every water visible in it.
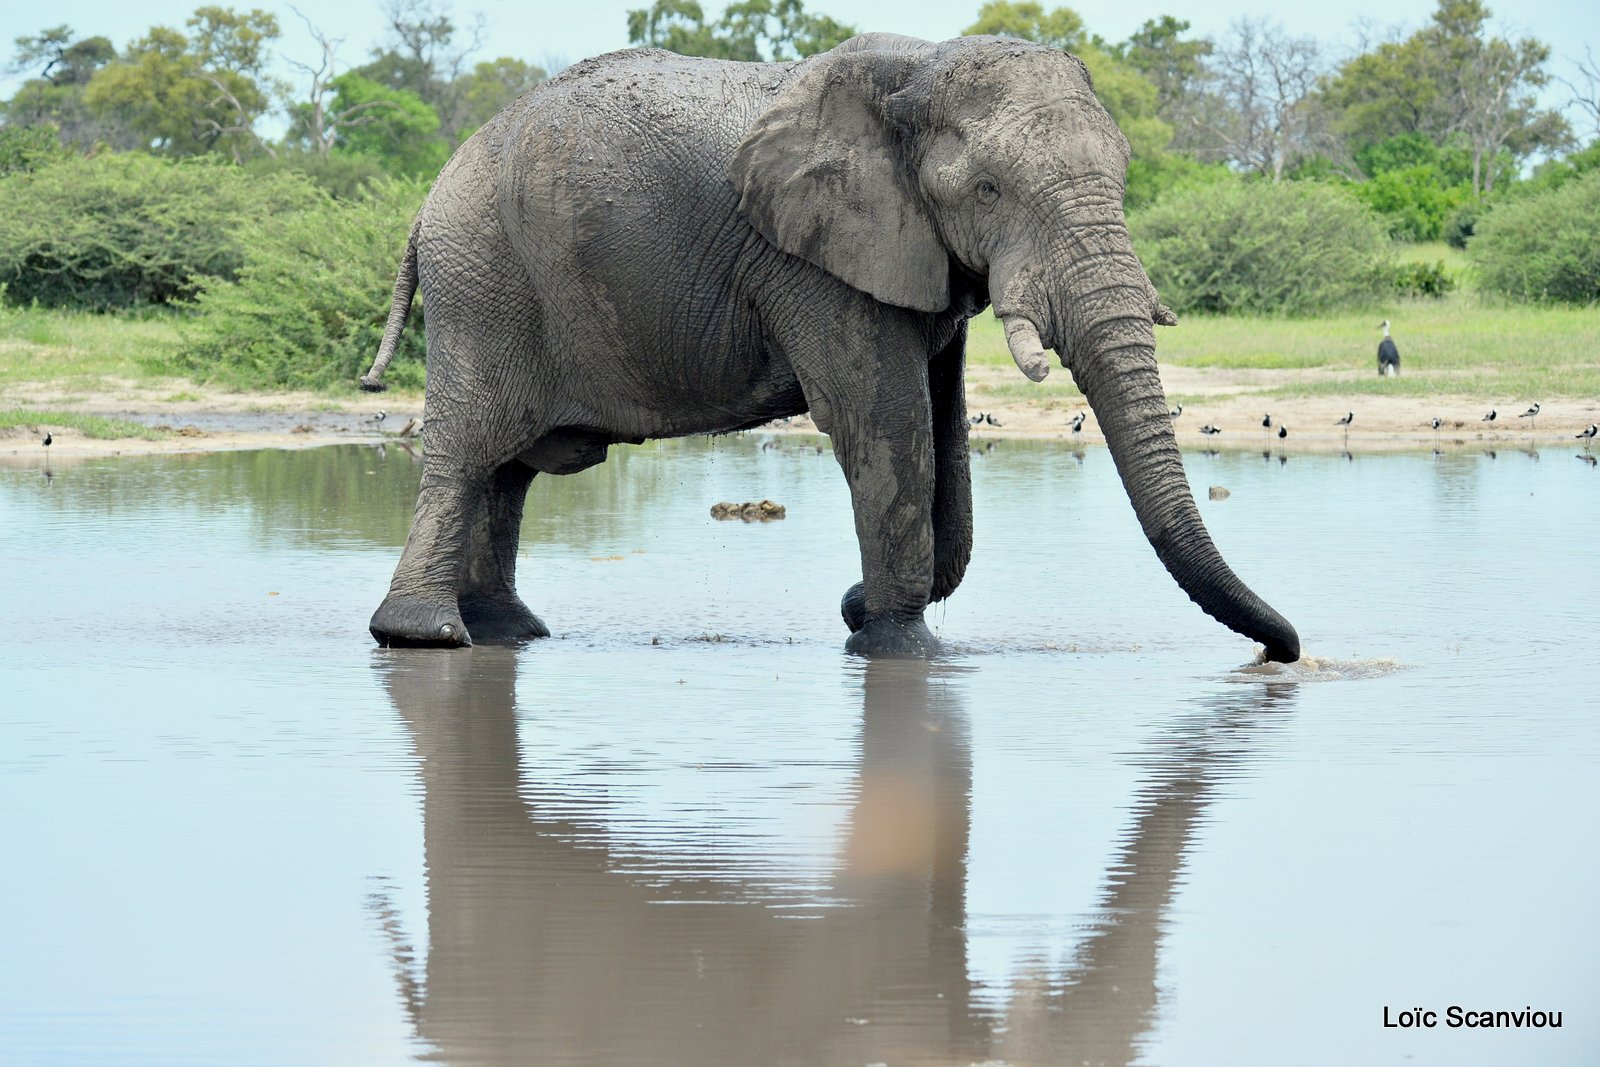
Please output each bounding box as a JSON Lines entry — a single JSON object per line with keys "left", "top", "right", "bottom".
{"left": 1, "top": 438, "right": 1596, "bottom": 1066}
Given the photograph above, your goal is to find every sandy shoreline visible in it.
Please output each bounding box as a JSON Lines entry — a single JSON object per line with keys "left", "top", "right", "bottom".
{"left": 3, "top": 365, "right": 1597, "bottom": 461}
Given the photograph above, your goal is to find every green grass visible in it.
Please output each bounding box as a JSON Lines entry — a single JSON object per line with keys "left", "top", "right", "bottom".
{"left": 966, "top": 291, "right": 1600, "bottom": 400}
{"left": 0, "top": 306, "right": 182, "bottom": 388}
{"left": 0, "top": 409, "right": 169, "bottom": 439}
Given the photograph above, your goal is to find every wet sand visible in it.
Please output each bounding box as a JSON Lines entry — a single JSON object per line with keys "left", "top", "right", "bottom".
{"left": 3, "top": 364, "right": 1596, "bottom": 459}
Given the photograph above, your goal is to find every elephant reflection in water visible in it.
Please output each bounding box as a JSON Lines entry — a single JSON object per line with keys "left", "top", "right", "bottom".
{"left": 374, "top": 650, "right": 1294, "bottom": 1065}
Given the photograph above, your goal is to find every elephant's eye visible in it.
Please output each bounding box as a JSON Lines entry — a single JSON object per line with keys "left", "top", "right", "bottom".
{"left": 975, "top": 180, "right": 1000, "bottom": 207}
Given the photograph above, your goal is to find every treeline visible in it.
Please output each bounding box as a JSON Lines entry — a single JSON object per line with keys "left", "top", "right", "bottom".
{"left": 0, "top": 0, "right": 1596, "bottom": 389}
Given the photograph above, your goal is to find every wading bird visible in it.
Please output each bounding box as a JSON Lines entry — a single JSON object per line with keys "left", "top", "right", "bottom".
{"left": 1578, "top": 424, "right": 1598, "bottom": 450}
{"left": 1278, "top": 424, "right": 1287, "bottom": 441}
{"left": 969, "top": 412, "right": 984, "bottom": 426}
{"left": 1519, "top": 402, "right": 1541, "bottom": 429}
{"left": 1378, "top": 320, "right": 1400, "bottom": 377}
{"left": 1069, "top": 411, "right": 1087, "bottom": 434}
{"left": 1200, "top": 424, "right": 1221, "bottom": 435}
{"left": 371, "top": 410, "right": 387, "bottom": 423}
{"left": 42, "top": 432, "right": 51, "bottom": 447}
{"left": 1262, "top": 414, "right": 1272, "bottom": 430}
{"left": 984, "top": 413, "right": 1002, "bottom": 427}
{"left": 1169, "top": 402, "right": 1183, "bottom": 419}
{"left": 1482, "top": 409, "right": 1497, "bottom": 422}
{"left": 1431, "top": 417, "right": 1442, "bottom": 449}
{"left": 1336, "top": 411, "right": 1354, "bottom": 428}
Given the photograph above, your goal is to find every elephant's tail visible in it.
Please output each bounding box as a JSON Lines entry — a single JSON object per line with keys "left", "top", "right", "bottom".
{"left": 358, "top": 219, "right": 421, "bottom": 393}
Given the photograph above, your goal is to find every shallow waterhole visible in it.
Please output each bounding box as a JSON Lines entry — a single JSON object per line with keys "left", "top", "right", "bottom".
{"left": 2, "top": 437, "right": 1595, "bottom": 1065}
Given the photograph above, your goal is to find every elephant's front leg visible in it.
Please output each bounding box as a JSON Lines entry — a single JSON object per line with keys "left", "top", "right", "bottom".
{"left": 841, "top": 325, "right": 972, "bottom": 637}
{"left": 799, "top": 351, "right": 939, "bottom": 657}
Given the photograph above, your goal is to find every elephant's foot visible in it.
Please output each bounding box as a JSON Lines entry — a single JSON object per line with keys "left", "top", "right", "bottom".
{"left": 844, "top": 613, "right": 942, "bottom": 659}
{"left": 370, "top": 593, "right": 471, "bottom": 648}
{"left": 840, "top": 582, "right": 867, "bottom": 633}
{"left": 459, "top": 593, "right": 550, "bottom": 642}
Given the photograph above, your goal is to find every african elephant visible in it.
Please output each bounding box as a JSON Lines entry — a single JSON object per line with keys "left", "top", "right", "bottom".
{"left": 359, "top": 33, "right": 1300, "bottom": 662}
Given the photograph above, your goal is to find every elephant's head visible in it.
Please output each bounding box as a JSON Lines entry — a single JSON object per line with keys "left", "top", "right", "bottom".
{"left": 730, "top": 34, "right": 1299, "bottom": 662}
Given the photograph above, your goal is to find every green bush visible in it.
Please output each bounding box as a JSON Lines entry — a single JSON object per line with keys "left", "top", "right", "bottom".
{"left": 0, "top": 124, "right": 74, "bottom": 176}
{"left": 174, "top": 177, "right": 431, "bottom": 390}
{"left": 1130, "top": 180, "right": 1394, "bottom": 315}
{"left": 1469, "top": 171, "right": 1600, "bottom": 305}
{"left": 1348, "top": 165, "right": 1471, "bottom": 242}
{"left": 1443, "top": 203, "right": 1482, "bottom": 249}
{"left": 0, "top": 154, "right": 321, "bottom": 309}
{"left": 242, "top": 150, "right": 390, "bottom": 200}
{"left": 1393, "top": 260, "right": 1455, "bottom": 298}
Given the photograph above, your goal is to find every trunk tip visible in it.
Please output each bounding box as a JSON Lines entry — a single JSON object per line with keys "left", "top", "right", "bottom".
{"left": 1261, "top": 623, "right": 1300, "bottom": 664}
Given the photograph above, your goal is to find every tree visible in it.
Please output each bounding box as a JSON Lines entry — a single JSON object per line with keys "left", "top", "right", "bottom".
{"left": 626, "top": 0, "right": 856, "bottom": 62}
{"left": 1434, "top": 1, "right": 1567, "bottom": 195}
{"left": 357, "top": 0, "right": 486, "bottom": 146}
{"left": 1195, "top": 18, "right": 1333, "bottom": 181}
{"left": 82, "top": 7, "right": 283, "bottom": 160}
{"left": 454, "top": 57, "right": 546, "bottom": 134}
{"left": 3, "top": 27, "right": 122, "bottom": 148}
{"left": 326, "top": 73, "right": 449, "bottom": 175}
{"left": 1117, "top": 15, "right": 1211, "bottom": 123}
{"left": 1324, "top": 0, "right": 1568, "bottom": 196}
{"left": 963, "top": 1, "right": 1084, "bottom": 51}
{"left": 1556, "top": 47, "right": 1600, "bottom": 142}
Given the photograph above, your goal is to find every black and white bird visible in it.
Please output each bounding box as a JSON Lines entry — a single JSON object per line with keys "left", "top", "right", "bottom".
{"left": 1578, "top": 424, "right": 1598, "bottom": 449}
{"left": 1482, "top": 409, "right": 1497, "bottom": 422}
{"left": 969, "top": 412, "right": 984, "bottom": 425}
{"left": 1430, "top": 417, "right": 1442, "bottom": 447}
{"left": 371, "top": 410, "right": 387, "bottom": 423}
{"left": 1170, "top": 402, "right": 1183, "bottom": 419}
{"left": 1377, "top": 320, "right": 1400, "bottom": 377}
{"left": 1518, "top": 402, "right": 1541, "bottom": 429}
{"left": 42, "top": 432, "right": 52, "bottom": 447}
{"left": 1200, "top": 424, "right": 1221, "bottom": 435}
{"left": 1068, "top": 411, "right": 1087, "bottom": 433}
{"left": 984, "top": 412, "right": 1002, "bottom": 427}
{"left": 1262, "top": 413, "right": 1272, "bottom": 429}
{"left": 1278, "top": 424, "right": 1288, "bottom": 441}
{"left": 1336, "top": 411, "right": 1354, "bottom": 428}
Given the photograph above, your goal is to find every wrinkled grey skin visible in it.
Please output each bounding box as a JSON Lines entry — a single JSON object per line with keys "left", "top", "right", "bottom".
{"left": 363, "top": 33, "right": 1300, "bottom": 662}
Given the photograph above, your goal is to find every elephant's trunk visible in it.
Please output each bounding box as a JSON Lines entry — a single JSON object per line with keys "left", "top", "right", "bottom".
{"left": 1068, "top": 314, "right": 1300, "bottom": 663}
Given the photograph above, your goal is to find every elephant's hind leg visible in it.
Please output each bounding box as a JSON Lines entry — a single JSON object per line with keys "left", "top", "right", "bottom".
{"left": 370, "top": 450, "right": 483, "bottom": 648}
{"left": 458, "top": 458, "right": 549, "bottom": 641}
{"left": 371, "top": 453, "right": 550, "bottom": 648}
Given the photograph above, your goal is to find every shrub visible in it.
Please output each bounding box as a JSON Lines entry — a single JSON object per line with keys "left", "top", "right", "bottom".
{"left": 1348, "top": 165, "right": 1471, "bottom": 242}
{"left": 1393, "top": 260, "right": 1455, "bottom": 298}
{"left": 1443, "top": 203, "right": 1481, "bottom": 249}
{"left": 1130, "top": 180, "right": 1393, "bottom": 315}
{"left": 0, "top": 154, "right": 321, "bottom": 309}
{"left": 242, "top": 150, "right": 390, "bottom": 200}
{"left": 174, "top": 177, "right": 430, "bottom": 390}
{"left": 1470, "top": 171, "right": 1600, "bottom": 305}
{"left": 0, "top": 124, "right": 74, "bottom": 176}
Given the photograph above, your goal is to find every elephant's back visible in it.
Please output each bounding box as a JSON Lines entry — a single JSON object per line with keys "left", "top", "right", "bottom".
{"left": 494, "top": 49, "right": 785, "bottom": 187}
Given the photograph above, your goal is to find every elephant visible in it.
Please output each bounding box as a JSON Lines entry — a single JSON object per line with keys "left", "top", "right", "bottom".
{"left": 358, "top": 32, "right": 1300, "bottom": 662}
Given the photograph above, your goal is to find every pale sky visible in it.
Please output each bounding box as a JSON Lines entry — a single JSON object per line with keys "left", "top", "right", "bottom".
{"left": 3, "top": 0, "right": 1596, "bottom": 119}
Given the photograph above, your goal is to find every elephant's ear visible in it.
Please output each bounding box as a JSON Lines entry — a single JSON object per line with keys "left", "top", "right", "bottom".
{"left": 729, "top": 46, "right": 949, "bottom": 314}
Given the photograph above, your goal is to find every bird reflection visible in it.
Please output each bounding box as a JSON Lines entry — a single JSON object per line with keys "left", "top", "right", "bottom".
{"left": 371, "top": 651, "right": 1297, "bottom": 1066}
